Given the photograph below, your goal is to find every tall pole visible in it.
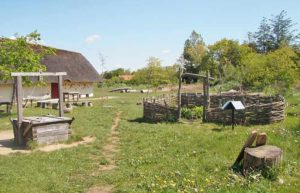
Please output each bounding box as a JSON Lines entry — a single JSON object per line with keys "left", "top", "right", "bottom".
{"left": 202, "top": 75, "right": 207, "bottom": 122}
{"left": 16, "top": 76, "right": 24, "bottom": 145}
{"left": 232, "top": 109, "right": 235, "bottom": 130}
{"left": 58, "top": 75, "right": 64, "bottom": 117}
{"left": 16, "top": 76, "right": 23, "bottom": 128}
{"left": 177, "top": 67, "right": 182, "bottom": 121}
{"left": 206, "top": 70, "right": 210, "bottom": 121}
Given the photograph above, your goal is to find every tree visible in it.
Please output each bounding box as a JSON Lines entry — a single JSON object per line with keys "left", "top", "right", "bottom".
{"left": 183, "top": 30, "right": 206, "bottom": 82}
{"left": 242, "top": 46, "right": 298, "bottom": 94}
{"left": 0, "top": 31, "right": 54, "bottom": 81}
{"left": 248, "top": 10, "right": 300, "bottom": 53}
{"left": 130, "top": 57, "right": 177, "bottom": 86}
{"left": 207, "top": 39, "right": 252, "bottom": 89}
{"left": 0, "top": 31, "right": 54, "bottom": 111}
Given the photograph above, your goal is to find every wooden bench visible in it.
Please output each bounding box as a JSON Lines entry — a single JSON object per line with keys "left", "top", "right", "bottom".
{"left": 0, "top": 102, "right": 11, "bottom": 113}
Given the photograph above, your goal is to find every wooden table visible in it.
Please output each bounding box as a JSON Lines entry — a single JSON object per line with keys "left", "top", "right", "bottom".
{"left": 0, "top": 102, "right": 11, "bottom": 113}
{"left": 63, "top": 92, "right": 80, "bottom": 102}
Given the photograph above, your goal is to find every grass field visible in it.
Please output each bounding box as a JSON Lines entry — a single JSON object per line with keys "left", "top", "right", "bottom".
{"left": 0, "top": 87, "right": 299, "bottom": 193}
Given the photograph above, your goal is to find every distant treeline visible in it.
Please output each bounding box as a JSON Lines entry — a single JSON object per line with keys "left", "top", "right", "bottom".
{"left": 102, "top": 11, "right": 300, "bottom": 94}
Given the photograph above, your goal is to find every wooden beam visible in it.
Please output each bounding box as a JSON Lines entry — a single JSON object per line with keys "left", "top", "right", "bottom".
{"left": 202, "top": 74, "right": 207, "bottom": 122}
{"left": 232, "top": 130, "right": 258, "bottom": 167}
{"left": 182, "top": 73, "right": 214, "bottom": 80}
{"left": 58, "top": 75, "right": 64, "bottom": 117}
{"left": 16, "top": 76, "right": 24, "bottom": 145}
{"left": 11, "top": 72, "right": 67, "bottom": 77}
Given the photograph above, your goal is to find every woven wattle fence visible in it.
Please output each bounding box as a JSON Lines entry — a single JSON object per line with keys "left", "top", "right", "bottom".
{"left": 143, "top": 94, "right": 178, "bottom": 122}
{"left": 143, "top": 92, "right": 285, "bottom": 124}
{"left": 181, "top": 92, "right": 285, "bottom": 125}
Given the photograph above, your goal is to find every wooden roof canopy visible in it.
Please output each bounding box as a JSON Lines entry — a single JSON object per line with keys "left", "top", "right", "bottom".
{"left": 221, "top": 101, "right": 245, "bottom": 110}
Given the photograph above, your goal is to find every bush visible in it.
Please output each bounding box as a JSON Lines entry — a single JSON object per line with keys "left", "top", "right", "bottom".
{"left": 181, "top": 106, "right": 203, "bottom": 120}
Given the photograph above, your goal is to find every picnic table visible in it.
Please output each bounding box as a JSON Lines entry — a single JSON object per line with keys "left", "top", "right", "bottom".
{"left": 63, "top": 92, "right": 80, "bottom": 102}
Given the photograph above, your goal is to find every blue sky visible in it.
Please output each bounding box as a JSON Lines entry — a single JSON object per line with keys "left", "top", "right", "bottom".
{"left": 1, "top": 0, "right": 299, "bottom": 72}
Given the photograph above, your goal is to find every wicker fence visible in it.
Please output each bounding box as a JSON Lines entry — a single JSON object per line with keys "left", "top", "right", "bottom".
{"left": 143, "top": 94, "right": 178, "bottom": 122}
{"left": 182, "top": 92, "right": 285, "bottom": 124}
{"left": 143, "top": 92, "right": 285, "bottom": 124}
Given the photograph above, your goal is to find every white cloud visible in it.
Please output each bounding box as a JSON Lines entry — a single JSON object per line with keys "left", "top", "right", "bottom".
{"left": 9, "top": 36, "right": 16, "bottom": 40}
{"left": 162, "top": 49, "right": 170, "bottom": 54}
{"left": 85, "top": 34, "right": 101, "bottom": 44}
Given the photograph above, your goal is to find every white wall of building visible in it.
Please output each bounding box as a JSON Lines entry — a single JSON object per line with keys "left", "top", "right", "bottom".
{"left": 0, "top": 82, "right": 94, "bottom": 102}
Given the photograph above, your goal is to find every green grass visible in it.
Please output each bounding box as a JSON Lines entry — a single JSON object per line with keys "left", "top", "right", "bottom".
{"left": 0, "top": 87, "right": 299, "bottom": 193}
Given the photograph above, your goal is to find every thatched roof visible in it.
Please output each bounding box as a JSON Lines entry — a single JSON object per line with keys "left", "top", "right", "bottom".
{"left": 0, "top": 40, "right": 100, "bottom": 83}
{"left": 42, "top": 49, "right": 100, "bottom": 83}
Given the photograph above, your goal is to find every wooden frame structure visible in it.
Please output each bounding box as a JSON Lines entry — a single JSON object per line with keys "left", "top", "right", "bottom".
{"left": 178, "top": 68, "right": 214, "bottom": 122}
{"left": 11, "top": 72, "right": 67, "bottom": 145}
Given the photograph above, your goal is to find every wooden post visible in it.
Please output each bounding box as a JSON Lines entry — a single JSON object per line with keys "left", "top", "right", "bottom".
{"left": 202, "top": 72, "right": 207, "bottom": 122}
{"left": 232, "top": 109, "right": 235, "bottom": 130}
{"left": 16, "top": 76, "right": 24, "bottom": 145}
{"left": 177, "top": 67, "right": 182, "bottom": 121}
{"left": 206, "top": 71, "right": 210, "bottom": 122}
{"left": 58, "top": 75, "right": 64, "bottom": 117}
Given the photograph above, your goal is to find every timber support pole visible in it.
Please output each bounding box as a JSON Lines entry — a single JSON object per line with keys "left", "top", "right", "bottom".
{"left": 16, "top": 76, "right": 24, "bottom": 145}
{"left": 58, "top": 75, "right": 64, "bottom": 117}
{"left": 177, "top": 67, "right": 182, "bottom": 121}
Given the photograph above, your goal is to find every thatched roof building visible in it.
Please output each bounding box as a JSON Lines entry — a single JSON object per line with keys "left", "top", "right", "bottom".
{"left": 42, "top": 48, "right": 100, "bottom": 83}
{"left": 0, "top": 42, "right": 101, "bottom": 101}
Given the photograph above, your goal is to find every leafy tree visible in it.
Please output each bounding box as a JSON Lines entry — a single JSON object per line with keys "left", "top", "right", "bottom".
{"left": 242, "top": 46, "right": 298, "bottom": 94}
{"left": 248, "top": 10, "right": 300, "bottom": 53}
{"left": 183, "top": 30, "right": 206, "bottom": 82}
{"left": 103, "top": 68, "right": 130, "bottom": 79}
{"left": 130, "top": 57, "right": 177, "bottom": 86}
{"left": 0, "top": 31, "right": 54, "bottom": 81}
{"left": 208, "top": 39, "right": 251, "bottom": 78}
{"left": 0, "top": 31, "right": 54, "bottom": 111}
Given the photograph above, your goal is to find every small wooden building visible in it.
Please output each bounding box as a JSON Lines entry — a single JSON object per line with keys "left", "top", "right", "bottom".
{"left": 0, "top": 47, "right": 100, "bottom": 103}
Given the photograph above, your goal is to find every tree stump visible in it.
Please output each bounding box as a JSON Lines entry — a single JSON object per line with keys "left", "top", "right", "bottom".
{"left": 243, "top": 145, "right": 282, "bottom": 174}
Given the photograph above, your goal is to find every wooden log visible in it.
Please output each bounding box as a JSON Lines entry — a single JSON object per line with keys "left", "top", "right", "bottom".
{"left": 232, "top": 130, "right": 258, "bottom": 167}
{"left": 256, "top": 133, "right": 267, "bottom": 147}
{"left": 243, "top": 145, "right": 283, "bottom": 174}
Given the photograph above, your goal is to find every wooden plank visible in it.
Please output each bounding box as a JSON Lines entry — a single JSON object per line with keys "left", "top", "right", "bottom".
{"left": 182, "top": 73, "right": 214, "bottom": 80}
{"left": 256, "top": 133, "right": 267, "bottom": 146}
{"left": 37, "top": 134, "right": 69, "bottom": 144}
{"left": 232, "top": 130, "right": 258, "bottom": 167}
{"left": 23, "top": 122, "right": 33, "bottom": 137}
{"left": 11, "top": 72, "right": 67, "bottom": 77}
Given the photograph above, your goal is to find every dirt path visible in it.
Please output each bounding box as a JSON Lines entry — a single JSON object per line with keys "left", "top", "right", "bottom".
{"left": 0, "top": 130, "right": 95, "bottom": 155}
{"left": 38, "top": 136, "right": 95, "bottom": 152}
{"left": 0, "top": 130, "right": 30, "bottom": 155}
{"left": 100, "top": 111, "right": 122, "bottom": 171}
{"left": 87, "top": 111, "right": 122, "bottom": 193}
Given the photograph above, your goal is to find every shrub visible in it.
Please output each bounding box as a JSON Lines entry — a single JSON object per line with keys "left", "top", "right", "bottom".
{"left": 181, "top": 106, "right": 203, "bottom": 120}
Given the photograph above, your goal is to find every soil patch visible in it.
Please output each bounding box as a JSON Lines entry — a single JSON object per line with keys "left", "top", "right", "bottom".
{"left": 99, "top": 111, "right": 122, "bottom": 171}
{"left": 0, "top": 130, "right": 95, "bottom": 155}
{"left": 86, "top": 185, "right": 113, "bottom": 193}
